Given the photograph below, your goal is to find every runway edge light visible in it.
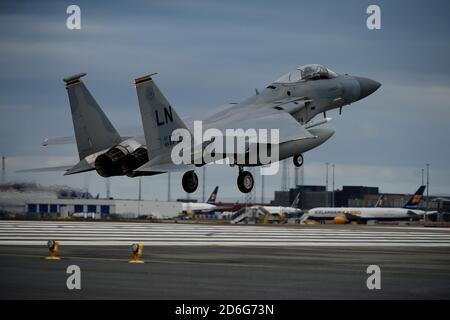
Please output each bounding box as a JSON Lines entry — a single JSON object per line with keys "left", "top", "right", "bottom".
{"left": 45, "top": 240, "right": 61, "bottom": 260}
{"left": 129, "top": 243, "right": 144, "bottom": 264}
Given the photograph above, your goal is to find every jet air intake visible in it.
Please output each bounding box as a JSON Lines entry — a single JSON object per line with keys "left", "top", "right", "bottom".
{"left": 94, "top": 139, "right": 148, "bottom": 177}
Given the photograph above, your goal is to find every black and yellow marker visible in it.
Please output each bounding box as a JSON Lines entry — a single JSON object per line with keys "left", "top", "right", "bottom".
{"left": 129, "top": 243, "right": 144, "bottom": 264}
{"left": 45, "top": 240, "right": 61, "bottom": 260}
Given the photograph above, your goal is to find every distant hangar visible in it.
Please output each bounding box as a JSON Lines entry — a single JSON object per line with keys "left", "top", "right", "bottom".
{"left": 24, "top": 198, "right": 182, "bottom": 219}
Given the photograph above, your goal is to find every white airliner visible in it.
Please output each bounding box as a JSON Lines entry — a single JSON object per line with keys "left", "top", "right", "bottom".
{"left": 260, "top": 193, "right": 302, "bottom": 215}
{"left": 182, "top": 186, "right": 219, "bottom": 214}
{"left": 302, "top": 186, "right": 428, "bottom": 224}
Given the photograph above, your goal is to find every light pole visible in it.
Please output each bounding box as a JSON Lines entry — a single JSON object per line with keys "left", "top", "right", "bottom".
{"left": 1, "top": 156, "right": 5, "bottom": 185}
{"left": 105, "top": 178, "right": 110, "bottom": 199}
{"left": 332, "top": 164, "right": 335, "bottom": 207}
{"left": 426, "top": 163, "right": 430, "bottom": 223}
{"left": 167, "top": 172, "right": 171, "bottom": 202}
{"left": 202, "top": 166, "right": 206, "bottom": 202}
{"left": 138, "top": 177, "right": 142, "bottom": 201}
{"left": 138, "top": 177, "right": 142, "bottom": 217}
{"left": 261, "top": 174, "right": 265, "bottom": 204}
{"left": 325, "top": 162, "right": 329, "bottom": 206}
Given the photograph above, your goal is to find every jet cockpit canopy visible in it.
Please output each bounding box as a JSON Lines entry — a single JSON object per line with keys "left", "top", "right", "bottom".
{"left": 275, "top": 64, "right": 337, "bottom": 83}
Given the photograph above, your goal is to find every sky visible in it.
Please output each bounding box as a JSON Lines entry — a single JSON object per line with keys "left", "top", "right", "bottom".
{"left": 0, "top": 0, "right": 449, "bottom": 202}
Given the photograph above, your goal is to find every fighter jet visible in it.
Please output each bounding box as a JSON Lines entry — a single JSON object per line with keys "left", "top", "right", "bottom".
{"left": 24, "top": 64, "right": 380, "bottom": 194}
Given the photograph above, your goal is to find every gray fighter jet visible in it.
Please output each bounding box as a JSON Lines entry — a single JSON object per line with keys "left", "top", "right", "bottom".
{"left": 25, "top": 64, "right": 380, "bottom": 193}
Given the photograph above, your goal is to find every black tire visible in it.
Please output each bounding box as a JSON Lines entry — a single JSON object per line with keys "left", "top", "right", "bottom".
{"left": 182, "top": 171, "right": 198, "bottom": 193}
{"left": 293, "top": 154, "right": 304, "bottom": 167}
{"left": 237, "top": 170, "right": 254, "bottom": 193}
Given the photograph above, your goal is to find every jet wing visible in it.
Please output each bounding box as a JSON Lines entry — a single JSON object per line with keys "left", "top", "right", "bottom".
{"left": 135, "top": 140, "right": 196, "bottom": 173}
{"left": 218, "top": 111, "right": 314, "bottom": 143}
{"left": 137, "top": 162, "right": 195, "bottom": 173}
{"left": 137, "top": 94, "right": 314, "bottom": 172}
{"left": 201, "top": 98, "right": 315, "bottom": 144}
{"left": 342, "top": 211, "right": 362, "bottom": 222}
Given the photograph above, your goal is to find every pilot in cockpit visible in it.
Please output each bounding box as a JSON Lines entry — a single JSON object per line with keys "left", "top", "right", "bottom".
{"left": 275, "top": 64, "right": 337, "bottom": 83}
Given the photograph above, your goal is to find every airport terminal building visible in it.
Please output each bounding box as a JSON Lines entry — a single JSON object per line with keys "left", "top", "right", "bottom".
{"left": 0, "top": 183, "right": 182, "bottom": 219}
{"left": 23, "top": 198, "right": 182, "bottom": 219}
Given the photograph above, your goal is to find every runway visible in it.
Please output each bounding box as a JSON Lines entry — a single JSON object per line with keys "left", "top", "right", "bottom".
{"left": 0, "top": 220, "right": 449, "bottom": 247}
{"left": 1, "top": 244, "right": 450, "bottom": 299}
{"left": 1, "top": 220, "right": 450, "bottom": 299}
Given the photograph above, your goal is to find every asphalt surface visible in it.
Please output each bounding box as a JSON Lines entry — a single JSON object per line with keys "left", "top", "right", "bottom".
{"left": 1, "top": 244, "right": 450, "bottom": 299}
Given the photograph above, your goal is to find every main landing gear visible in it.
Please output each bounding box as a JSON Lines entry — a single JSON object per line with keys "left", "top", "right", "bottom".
{"left": 293, "top": 154, "right": 304, "bottom": 167}
{"left": 182, "top": 170, "right": 198, "bottom": 193}
{"left": 237, "top": 166, "right": 254, "bottom": 193}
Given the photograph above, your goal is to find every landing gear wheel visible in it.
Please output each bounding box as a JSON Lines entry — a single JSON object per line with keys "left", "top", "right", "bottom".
{"left": 182, "top": 170, "right": 198, "bottom": 193}
{"left": 237, "top": 170, "right": 254, "bottom": 193}
{"left": 293, "top": 154, "right": 304, "bottom": 167}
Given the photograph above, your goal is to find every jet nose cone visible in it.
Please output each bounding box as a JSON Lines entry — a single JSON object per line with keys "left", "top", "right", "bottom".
{"left": 355, "top": 76, "right": 381, "bottom": 99}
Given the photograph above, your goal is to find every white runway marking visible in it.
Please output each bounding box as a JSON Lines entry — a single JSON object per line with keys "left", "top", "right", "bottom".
{"left": 0, "top": 221, "right": 449, "bottom": 247}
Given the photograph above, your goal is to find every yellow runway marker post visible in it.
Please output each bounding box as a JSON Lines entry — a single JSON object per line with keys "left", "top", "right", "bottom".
{"left": 45, "top": 240, "right": 61, "bottom": 260}
{"left": 129, "top": 243, "right": 144, "bottom": 264}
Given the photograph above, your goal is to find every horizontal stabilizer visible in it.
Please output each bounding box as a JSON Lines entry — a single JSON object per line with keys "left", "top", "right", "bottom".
{"left": 64, "top": 159, "right": 94, "bottom": 175}
{"left": 42, "top": 131, "right": 137, "bottom": 147}
{"left": 42, "top": 136, "right": 76, "bottom": 146}
{"left": 16, "top": 165, "right": 74, "bottom": 173}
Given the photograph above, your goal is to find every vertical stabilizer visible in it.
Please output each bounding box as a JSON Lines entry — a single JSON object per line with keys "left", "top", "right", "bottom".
{"left": 207, "top": 186, "right": 219, "bottom": 204}
{"left": 403, "top": 185, "right": 426, "bottom": 209}
{"left": 64, "top": 73, "right": 121, "bottom": 160}
{"left": 134, "top": 74, "right": 188, "bottom": 163}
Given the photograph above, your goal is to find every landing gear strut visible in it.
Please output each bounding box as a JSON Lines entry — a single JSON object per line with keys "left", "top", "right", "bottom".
{"left": 237, "top": 167, "right": 254, "bottom": 193}
{"left": 293, "top": 154, "right": 304, "bottom": 167}
{"left": 182, "top": 170, "right": 198, "bottom": 193}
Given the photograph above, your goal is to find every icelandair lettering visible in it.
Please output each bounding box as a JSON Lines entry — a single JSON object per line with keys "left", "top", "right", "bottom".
{"left": 343, "top": 210, "right": 361, "bottom": 216}
{"left": 175, "top": 304, "right": 209, "bottom": 318}
{"left": 316, "top": 209, "right": 360, "bottom": 215}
